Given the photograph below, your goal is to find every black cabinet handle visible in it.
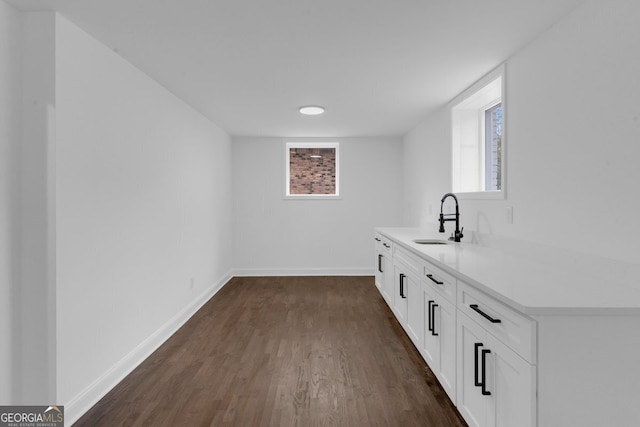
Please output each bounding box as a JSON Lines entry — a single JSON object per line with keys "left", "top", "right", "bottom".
{"left": 375, "top": 237, "right": 381, "bottom": 242}
{"left": 428, "top": 301, "right": 439, "bottom": 336}
{"left": 378, "top": 254, "right": 383, "bottom": 273}
{"left": 383, "top": 243, "right": 391, "bottom": 248}
{"left": 481, "top": 349, "right": 491, "bottom": 396}
{"left": 399, "top": 274, "right": 407, "bottom": 298}
{"left": 431, "top": 303, "right": 439, "bottom": 336}
{"left": 470, "top": 304, "right": 502, "bottom": 323}
{"left": 474, "top": 343, "right": 483, "bottom": 387}
{"left": 426, "top": 274, "right": 444, "bottom": 285}
{"left": 428, "top": 300, "right": 434, "bottom": 333}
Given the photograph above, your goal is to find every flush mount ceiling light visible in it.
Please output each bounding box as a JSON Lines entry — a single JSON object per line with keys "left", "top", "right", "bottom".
{"left": 299, "top": 105, "right": 325, "bottom": 116}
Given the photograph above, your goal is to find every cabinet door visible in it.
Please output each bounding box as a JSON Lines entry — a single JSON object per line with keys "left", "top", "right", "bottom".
{"left": 381, "top": 254, "right": 394, "bottom": 307}
{"left": 436, "top": 296, "right": 457, "bottom": 403}
{"left": 393, "top": 264, "right": 408, "bottom": 324}
{"left": 422, "top": 284, "right": 440, "bottom": 369}
{"left": 486, "top": 335, "right": 536, "bottom": 427}
{"left": 405, "top": 271, "right": 423, "bottom": 348}
{"left": 457, "top": 312, "right": 490, "bottom": 427}
{"left": 458, "top": 312, "right": 536, "bottom": 427}
{"left": 374, "top": 246, "right": 383, "bottom": 292}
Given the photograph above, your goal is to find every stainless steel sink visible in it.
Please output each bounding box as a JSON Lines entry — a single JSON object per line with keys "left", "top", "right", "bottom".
{"left": 413, "top": 239, "right": 450, "bottom": 245}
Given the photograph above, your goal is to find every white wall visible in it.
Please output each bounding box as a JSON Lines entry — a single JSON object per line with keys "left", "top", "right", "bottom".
{"left": 54, "top": 15, "right": 233, "bottom": 421}
{"left": 20, "top": 11, "right": 57, "bottom": 405}
{"left": 233, "top": 137, "right": 403, "bottom": 275}
{"left": 0, "top": 0, "right": 22, "bottom": 404}
{"left": 403, "top": 0, "right": 640, "bottom": 266}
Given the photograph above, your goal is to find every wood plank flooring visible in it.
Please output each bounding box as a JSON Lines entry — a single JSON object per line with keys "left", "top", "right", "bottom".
{"left": 74, "top": 276, "right": 467, "bottom": 426}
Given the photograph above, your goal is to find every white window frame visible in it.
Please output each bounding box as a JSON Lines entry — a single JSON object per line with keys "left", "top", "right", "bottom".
{"left": 284, "top": 141, "right": 341, "bottom": 199}
{"left": 450, "top": 64, "right": 506, "bottom": 200}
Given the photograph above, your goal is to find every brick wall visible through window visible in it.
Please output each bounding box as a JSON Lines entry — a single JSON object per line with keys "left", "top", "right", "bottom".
{"left": 285, "top": 142, "right": 339, "bottom": 197}
{"left": 290, "top": 148, "right": 336, "bottom": 194}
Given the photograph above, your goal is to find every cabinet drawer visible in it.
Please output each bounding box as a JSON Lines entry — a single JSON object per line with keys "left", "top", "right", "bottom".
{"left": 458, "top": 282, "right": 537, "bottom": 364}
{"left": 393, "top": 245, "right": 421, "bottom": 276}
{"left": 422, "top": 260, "right": 457, "bottom": 303}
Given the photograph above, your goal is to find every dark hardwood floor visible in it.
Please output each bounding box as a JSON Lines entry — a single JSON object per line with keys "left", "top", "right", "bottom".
{"left": 74, "top": 276, "right": 467, "bottom": 426}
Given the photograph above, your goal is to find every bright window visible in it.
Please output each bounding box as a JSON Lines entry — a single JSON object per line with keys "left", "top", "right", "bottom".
{"left": 285, "top": 142, "right": 340, "bottom": 198}
{"left": 451, "top": 65, "right": 505, "bottom": 198}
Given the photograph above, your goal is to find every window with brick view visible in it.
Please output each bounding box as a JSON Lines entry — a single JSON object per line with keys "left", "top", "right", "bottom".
{"left": 285, "top": 142, "right": 339, "bottom": 197}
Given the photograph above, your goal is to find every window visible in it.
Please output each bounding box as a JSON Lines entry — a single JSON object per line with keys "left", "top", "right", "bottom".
{"left": 285, "top": 142, "right": 340, "bottom": 198}
{"left": 451, "top": 65, "right": 505, "bottom": 198}
{"left": 485, "top": 102, "right": 502, "bottom": 191}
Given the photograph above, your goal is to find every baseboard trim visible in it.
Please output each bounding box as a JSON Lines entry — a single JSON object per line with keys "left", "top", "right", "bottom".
{"left": 64, "top": 270, "right": 233, "bottom": 426}
{"left": 233, "top": 267, "right": 373, "bottom": 277}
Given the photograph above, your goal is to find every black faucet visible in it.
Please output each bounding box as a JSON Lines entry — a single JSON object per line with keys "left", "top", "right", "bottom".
{"left": 439, "top": 193, "right": 464, "bottom": 242}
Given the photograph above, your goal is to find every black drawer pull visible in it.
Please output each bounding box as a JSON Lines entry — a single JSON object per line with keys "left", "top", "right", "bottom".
{"left": 399, "top": 274, "right": 406, "bottom": 298}
{"left": 375, "top": 237, "right": 381, "bottom": 242}
{"left": 470, "top": 304, "right": 501, "bottom": 323}
{"left": 426, "top": 274, "right": 444, "bottom": 285}
{"left": 383, "top": 243, "right": 391, "bottom": 248}
{"left": 378, "top": 254, "right": 383, "bottom": 273}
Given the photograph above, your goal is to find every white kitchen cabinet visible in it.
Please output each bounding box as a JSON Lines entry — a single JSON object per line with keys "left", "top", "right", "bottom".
{"left": 374, "top": 235, "right": 383, "bottom": 292}
{"left": 374, "top": 227, "right": 640, "bottom": 426}
{"left": 374, "top": 235, "right": 394, "bottom": 307}
{"left": 457, "top": 311, "right": 536, "bottom": 427}
{"left": 374, "top": 233, "right": 390, "bottom": 300}
{"left": 405, "top": 270, "right": 424, "bottom": 348}
{"left": 392, "top": 246, "right": 424, "bottom": 345}
{"left": 392, "top": 262, "right": 408, "bottom": 323}
{"left": 421, "top": 282, "right": 457, "bottom": 403}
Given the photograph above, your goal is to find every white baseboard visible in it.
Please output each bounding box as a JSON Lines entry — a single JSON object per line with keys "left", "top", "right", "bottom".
{"left": 233, "top": 267, "right": 373, "bottom": 277}
{"left": 64, "top": 270, "right": 233, "bottom": 426}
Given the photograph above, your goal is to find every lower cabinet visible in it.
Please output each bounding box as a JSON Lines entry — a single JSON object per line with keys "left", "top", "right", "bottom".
{"left": 457, "top": 311, "right": 536, "bottom": 427}
{"left": 421, "top": 283, "right": 457, "bottom": 402}
{"left": 392, "top": 247, "right": 423, "bottom": 342}
{"left": 375, "top": 230, "right": 640, "bottom": 426}
{"left": 392, "top": 262, "right": 408, "bottom": 324}
{"left": 405, "top": 271, "right": 424, "bottom": 348}
{"left": 374, "top": 236, "right": 384, "bottom": 292}
{"left": 374, "top": 236, "right": 536, "bottom": 427}
{"left": 374, "top": 234, "right": 394, "bottom": 306}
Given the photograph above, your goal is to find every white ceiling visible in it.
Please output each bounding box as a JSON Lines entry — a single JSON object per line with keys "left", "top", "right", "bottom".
{"left": 7, "top": 0, "right": 583, "bottom": 137}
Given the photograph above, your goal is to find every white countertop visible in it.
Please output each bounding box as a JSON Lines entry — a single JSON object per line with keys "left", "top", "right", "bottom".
{"left": 376, "top": 227, "right": 640, "bottom": 316}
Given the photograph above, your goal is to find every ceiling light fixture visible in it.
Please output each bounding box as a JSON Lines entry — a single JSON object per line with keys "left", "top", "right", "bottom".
{"left": 299, "top": 105, "right": 325, "bottom": 116}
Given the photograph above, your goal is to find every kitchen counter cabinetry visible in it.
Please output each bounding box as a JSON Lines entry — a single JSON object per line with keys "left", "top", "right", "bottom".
{"left": 374, "top": 233, "right": 394, "bottom": 306}
{"left": 456, "top": 283, "right": 536, "bottom": 427}
{"left": 374, "top": 227, "right": 640, "bottom": 427}
{"left": 421, "top": 259, "right": 457, "bottom": 403}
{"left": 393, "top": 246, "right": 423, "bottom": 346}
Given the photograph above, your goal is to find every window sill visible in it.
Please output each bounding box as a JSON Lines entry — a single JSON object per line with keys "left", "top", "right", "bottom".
{"left": 283, "top": 194, "right": 342, "bottom": 200}
{"left": 454, "top": 190, "right": 505, "bottom": 200}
